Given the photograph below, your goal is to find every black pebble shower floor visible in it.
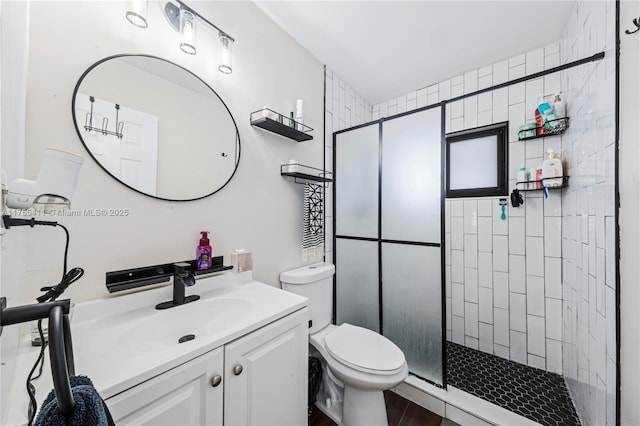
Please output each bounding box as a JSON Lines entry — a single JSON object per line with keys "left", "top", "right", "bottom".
{"left": 446, "top": 342, "right": 581, "bottom": 426}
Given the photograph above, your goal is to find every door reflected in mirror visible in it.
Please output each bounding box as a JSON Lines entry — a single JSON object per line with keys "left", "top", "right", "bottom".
{"left": 72, "top": 54, "right": 240, "bottom": 201}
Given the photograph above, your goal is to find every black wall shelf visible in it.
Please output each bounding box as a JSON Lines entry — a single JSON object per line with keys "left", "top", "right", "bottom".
{"left": 106, "top": 256, "right": 232, "bottom": 293}
{"left": 281, "top": 163, "right": 332, "bottom": 184}
{"left": 518, "top": 117, "right": 569, "bottom": 141}
{"left": 515, "top": 176, "right": 569, "bottom": 192}
{"left": 250, "top": 108, "right": 313, "bottom": 142}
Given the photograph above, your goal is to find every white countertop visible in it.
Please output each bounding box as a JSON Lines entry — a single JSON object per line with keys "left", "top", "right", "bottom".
{"left": 4, "top": 271, "right": 308, "bottom": 425}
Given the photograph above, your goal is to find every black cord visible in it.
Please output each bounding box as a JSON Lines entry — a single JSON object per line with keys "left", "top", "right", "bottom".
{"left": 26, "top": 321, "right": 47, "bottom": 426}
{"left": 25, "top": 222, "right": 83, "bottom": 425}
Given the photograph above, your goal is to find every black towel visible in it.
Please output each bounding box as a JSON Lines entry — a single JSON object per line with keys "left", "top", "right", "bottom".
{"left": 34, "top": 375, "right": 115, "bottom": 426}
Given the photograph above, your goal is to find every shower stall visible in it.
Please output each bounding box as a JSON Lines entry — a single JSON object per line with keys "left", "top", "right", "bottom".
{"left": 330, "top": 36, "right": 617, "bottom": 423}
{"left": 332, "top": 103, "right": 583, "bottom": 426}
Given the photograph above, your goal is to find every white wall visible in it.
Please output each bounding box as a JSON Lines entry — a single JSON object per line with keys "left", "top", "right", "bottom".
{"left": 0, "top": 1, "right": 29, "bottom": 422}
{"left": 618, "top": 0, "right": 640, "bottom": 424}
{"left": 20, "top": 1, "right": 325, "bottom": 302}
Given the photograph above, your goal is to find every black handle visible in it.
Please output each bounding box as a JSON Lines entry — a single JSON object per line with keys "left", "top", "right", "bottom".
{"left": 48, "top": 306, "right": 75, "bottom": 417}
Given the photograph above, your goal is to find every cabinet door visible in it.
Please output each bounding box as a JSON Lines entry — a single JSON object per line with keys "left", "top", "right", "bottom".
{"left": 107, "top": 347, "right": 224, "bottom": 426}
{"left": 224, "top": 308, "right": 308, "bottom": 426}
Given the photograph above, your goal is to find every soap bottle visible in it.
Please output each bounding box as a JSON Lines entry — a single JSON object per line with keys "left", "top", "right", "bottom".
{"left": 517, "top": 166, "right": 527, "bottom": 190}
{"left": 196, "top": 231, "right": 212, "bottom": 271}
{"left": 541, "top": 149, "right": 564, "bottom": 187}
{"left": 553, "top": 93, "right": 566, "bottom": 118}
{"left": 552, "top": 93, "right": 566, "bottom": 129}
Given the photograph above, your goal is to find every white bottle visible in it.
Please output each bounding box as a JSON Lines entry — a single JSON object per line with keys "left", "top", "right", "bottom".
{"left": 553, "top": 93, "right": 566, "bottom": 118}
{"left": 541, "top": 149, "right": 564, "bottom": 187}
{"left": 517, "top": 166, "right": 527, "bottom": 190}
{"left": 295, "top": 99, "right": 304, "bottom": 130}
{"left": 528, "top": 167, "right": 537, "bottom": 190}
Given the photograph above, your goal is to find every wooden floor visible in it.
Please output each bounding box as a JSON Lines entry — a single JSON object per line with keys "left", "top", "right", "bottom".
{"left": 309, "top": 390, "right": 442, "bottom": 426}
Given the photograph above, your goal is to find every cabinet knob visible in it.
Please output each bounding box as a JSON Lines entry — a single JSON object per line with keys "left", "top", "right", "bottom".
{"left": 232, "top": 364, "right": 243, "bottom": 375}
{"left": 210, "top": 375, "right": 222, "bottom": 387}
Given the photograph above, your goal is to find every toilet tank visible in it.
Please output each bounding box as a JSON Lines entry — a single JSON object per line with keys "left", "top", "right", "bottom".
{"left": 280, "top": 262, "right": 335, "bottom": 334}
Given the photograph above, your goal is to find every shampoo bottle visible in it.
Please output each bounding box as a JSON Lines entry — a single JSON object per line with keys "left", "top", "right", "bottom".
{"left": 553, "top": 93, "right": 566, "bottom": 118}
{"left": 541, "top": 149, "right": 564, "bottom": 187}
{"left": 534, "top": 108, "right": 544, "bottom": 136}
{"left": 536, "top": 163, "right": 543, "bottom": 189}
{"left": 196, "top": 231, "right": 212, "bottom": 271}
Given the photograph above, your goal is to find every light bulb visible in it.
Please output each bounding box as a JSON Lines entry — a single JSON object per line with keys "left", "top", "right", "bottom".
{"left": 125, "top": 0, "right": 148, "bottom": 29}
{"left": 180, "top": 9, "right": 197, "bottom": 55}
{"left": 218, "top": 33, "right": 233, "bottom": 74}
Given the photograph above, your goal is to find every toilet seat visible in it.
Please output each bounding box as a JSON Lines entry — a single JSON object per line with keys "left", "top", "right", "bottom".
{"left": 324, "top": 323, "right": 405, "bottom": 374}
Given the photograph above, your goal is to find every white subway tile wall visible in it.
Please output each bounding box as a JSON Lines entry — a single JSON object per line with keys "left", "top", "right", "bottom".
{"left": 559, "top": 1, "right": 616, "bottom": 425}
{"left": 324, "top": 2, "right": 615, "bottom": 424}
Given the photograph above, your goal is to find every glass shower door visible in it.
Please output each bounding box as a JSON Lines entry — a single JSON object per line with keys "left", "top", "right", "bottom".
{"left": 334, "top": 123, "right": 380, "bottom": 332}
{"left": 333, "top": 106, "right": 444, "bottom": 386}
{"left": 380, "top": 107, "right": 443, "bottom": 385}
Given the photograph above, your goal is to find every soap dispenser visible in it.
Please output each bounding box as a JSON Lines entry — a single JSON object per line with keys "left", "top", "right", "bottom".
{"left": 196, "top": 231, "right": 212, "bottom": 271}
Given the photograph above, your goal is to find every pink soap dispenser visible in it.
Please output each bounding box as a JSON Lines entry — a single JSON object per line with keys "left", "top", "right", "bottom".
{"left": 196, "top": 231, "right": 212, "bottom": 271}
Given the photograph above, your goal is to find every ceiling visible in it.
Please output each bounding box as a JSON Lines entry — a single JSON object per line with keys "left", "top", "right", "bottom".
{"left": 255, "top": 1, "right": 576, "bottom": 104}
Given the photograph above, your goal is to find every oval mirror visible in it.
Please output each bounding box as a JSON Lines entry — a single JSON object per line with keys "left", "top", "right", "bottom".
{"left": 72, "top": 54, "right": 240, "bottom": 201}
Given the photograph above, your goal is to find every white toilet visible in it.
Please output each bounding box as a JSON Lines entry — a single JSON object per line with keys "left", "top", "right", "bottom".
{"left": 280, "top": 262, "right": 408, "bottom": 426}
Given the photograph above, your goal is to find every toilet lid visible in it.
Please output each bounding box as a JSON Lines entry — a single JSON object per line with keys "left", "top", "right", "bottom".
{"left": 325, "top": 323, "right": 405, "bottom": 372}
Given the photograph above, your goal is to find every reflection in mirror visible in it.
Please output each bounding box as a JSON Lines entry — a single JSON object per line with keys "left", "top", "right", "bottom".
{"left": 72, "top": 54, "right": 240, "bottom": 201}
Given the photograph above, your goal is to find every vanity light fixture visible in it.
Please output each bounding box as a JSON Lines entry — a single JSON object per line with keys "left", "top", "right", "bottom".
{"left": 125, "top": 0, "right": 149, "bottom": 29}
{"left": 218, "top": 33, "right": 232, "bottom": 74}
{"left": 161, "top": 1, "right": 235, "bottom": 74}
{"left": 179, "top": 8, "right": 197, "bottom": 55}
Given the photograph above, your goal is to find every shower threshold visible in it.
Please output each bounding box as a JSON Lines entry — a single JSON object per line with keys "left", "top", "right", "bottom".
{"left": 446, "top": 342, "right": 581, "bottom": 426}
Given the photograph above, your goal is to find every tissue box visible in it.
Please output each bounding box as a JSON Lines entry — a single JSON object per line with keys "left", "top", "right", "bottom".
{"left": 231, "top": 250, "right": 253, "bottom": 272}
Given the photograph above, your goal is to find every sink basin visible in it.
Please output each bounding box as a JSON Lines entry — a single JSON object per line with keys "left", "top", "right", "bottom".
{"left": 76, "top": 296, "right": 253, "bottom": 358}
{"left": 119, "top": 297, "right": 253, "bottom": 354}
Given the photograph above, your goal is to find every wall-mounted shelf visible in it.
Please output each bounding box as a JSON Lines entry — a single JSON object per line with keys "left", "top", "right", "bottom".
{"left": 515, "top": 176, "right": 569, "bottom": 191}
{"left": 280, "top": 163, "right": 332, "bottom": 184}
{"left": 518, "top": 117, "right": 569, "bottom": 141}
{"left": 250, "top": 108, "right": 313, "bottom": 142}
{"left": 106, "top": 256, "right": 232, "bottom": 293}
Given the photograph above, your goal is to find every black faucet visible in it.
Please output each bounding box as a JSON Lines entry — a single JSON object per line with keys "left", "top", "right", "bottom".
{"left": 155, "top": 263, "right": 200, "bottom": 310}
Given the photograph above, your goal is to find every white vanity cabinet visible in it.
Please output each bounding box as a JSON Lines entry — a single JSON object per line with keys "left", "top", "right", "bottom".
{"left": 224, "top": 307, "right": 308, "bottom": 425}
{"left": 105, "top": 307, "right": 308, "bottom": 426}
{"left": 106, "top": 347, "right": 225, "bottom": 425}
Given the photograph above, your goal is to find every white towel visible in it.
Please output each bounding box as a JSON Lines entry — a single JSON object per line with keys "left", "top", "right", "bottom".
{"left": 302, "top": 183, "right": 324, "bottom": 261}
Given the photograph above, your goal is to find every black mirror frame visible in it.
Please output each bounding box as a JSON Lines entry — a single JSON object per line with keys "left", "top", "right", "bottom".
{"left": 71, "top": 53, "right": 241, "bottom": 202}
